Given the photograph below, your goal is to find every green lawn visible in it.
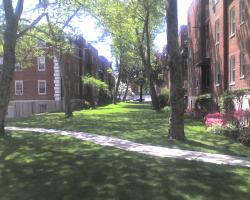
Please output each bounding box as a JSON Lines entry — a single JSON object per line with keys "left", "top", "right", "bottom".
{"left": 8, "top": 102, "right": 250, "bottom": 157}
{"left": 1, "top": 131, "right": 250, "bottom": 200}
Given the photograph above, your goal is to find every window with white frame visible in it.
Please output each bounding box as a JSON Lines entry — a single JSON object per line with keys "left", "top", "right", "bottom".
{"left": 0, "top": 57, "right": 3, "bottom": 71}
{"left": 215, "top": 62, "right": 221, "bottom": 85}
{"left": 15, "top": 80, "right": 23, "bottom": 95}
{"left": 38, "top": 80, "right": 46, "bottom": 95}
{"left": 230, "top": 55, "right": 236, "bottom": 84}
{"left": 15, "top": 63, "right": 22, "bottom": 71}
{"left": 240, "top": 0, "right": 246, "bottom": 24}
{"left": 37, "top": 39, "right": 46, "bottom": 48}
{"left": 37, "top": 56, "right": 46, "bottom": 71}
{"left": 240, "top": 52, "right": 245, "bottom": 78}
{"left": 229, "top": 7, "right": 236, "bottom": 36}
{"left": 215, "top": 19, "right": 220, "bottom": 44}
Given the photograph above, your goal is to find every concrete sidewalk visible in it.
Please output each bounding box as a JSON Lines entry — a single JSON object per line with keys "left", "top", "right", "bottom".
{"left": 6, "top": 126, "right": 250, "bottom": 168}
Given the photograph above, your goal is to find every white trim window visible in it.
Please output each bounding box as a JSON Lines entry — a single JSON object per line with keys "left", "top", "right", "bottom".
{"left": 230, "top": 55, "right": 236, "bottom": 84}
{"left": 37, "top": 56, "right": 46, "bottom": 71}
{"left": 15, "top": 80, "right": 23, "bottom": 95}
{"left": 240, "top": 0, "right": 246, "bottom": 24}
{"left": 0, "top": 57, "right": 3, "bottom": 71}
{"left": 215, "top": 62, "right": 221, "bottom": 85}
{"left": 38, "top": 80, "right": 46, "bottom": 95}
{"left": 240, "top": 52, "right": 246, "bottom": 78}
{"left": 215, "top": 19, "right": 220, "bottom": 44}
{"left": 15, "top": 63, "right": 22, "bottom": 71}
{"left": 229, "top": 7, "right": 236, "bottom": 36}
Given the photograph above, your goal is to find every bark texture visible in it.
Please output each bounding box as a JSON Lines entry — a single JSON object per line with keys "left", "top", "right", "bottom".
{"left": 0, "top": 0, "right": 23, "bottom": 135}
{"left": 166, "top": 0, "right": 185, "bottom": 140}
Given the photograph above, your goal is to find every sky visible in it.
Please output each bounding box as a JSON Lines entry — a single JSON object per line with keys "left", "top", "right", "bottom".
{"left": 78, "top": 0, "right": 193, "bottom": 61}
{"left": 19, "top": 0, "right": 193, "bottom": 62}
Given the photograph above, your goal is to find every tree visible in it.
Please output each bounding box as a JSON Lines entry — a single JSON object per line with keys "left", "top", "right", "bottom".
{"left": 0, "top": 0, "right": 45, "bottom": 135}
{"left": 166, "top": 0, "right": 185, "bottom": 140}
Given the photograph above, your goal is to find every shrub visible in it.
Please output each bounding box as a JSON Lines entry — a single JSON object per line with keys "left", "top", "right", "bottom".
{"left": 195, "top": 94, "right": 214, "bottom": 117}
{"left": 206, "top": 123, "right": 239, "bottom": 137}
{"left": 158, "top": 87, "right": 170, "bottom": 108}
{"left": 238, "top": 129, "right": 250, "bottom": 147}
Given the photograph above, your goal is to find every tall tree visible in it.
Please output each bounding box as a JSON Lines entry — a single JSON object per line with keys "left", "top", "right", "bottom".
{"left": 0, "top": 0, "right": 45, "bottom": 135}
{"left": 166, "top": 0, "right": 185, "bottom": 140}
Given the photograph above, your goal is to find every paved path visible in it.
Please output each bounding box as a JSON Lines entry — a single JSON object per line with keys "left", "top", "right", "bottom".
{"left": 6, "top": 126, "right": 250, "bottom": 168}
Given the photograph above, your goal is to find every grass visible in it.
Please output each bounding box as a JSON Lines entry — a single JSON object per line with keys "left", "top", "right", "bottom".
{"left": 1, "top": 131, "right": 250, "bottom": 200}
{"left": 8, "top": 102, "right": 250, "bottom": 158}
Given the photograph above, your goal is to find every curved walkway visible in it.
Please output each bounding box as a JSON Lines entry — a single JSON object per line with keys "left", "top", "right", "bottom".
{"left": 6, "top": 126, "right": 250, "bottom": 168}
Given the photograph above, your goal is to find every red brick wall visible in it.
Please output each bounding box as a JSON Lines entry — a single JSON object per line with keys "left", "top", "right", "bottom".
{"left": 10, "top": 48, "right": 55, "bottom": 101}
{"left": 187, "top": 0, "right": 202, "bottom": 97}
{"left": 209, "top": 0, "right": 227, "bottom": 96}
{"left": 228, "top": 0, "right": 250, "bottom": 91}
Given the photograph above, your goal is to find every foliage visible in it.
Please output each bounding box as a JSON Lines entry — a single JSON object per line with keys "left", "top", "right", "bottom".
{"left": 206, "top": 123, "right": 238, "bottom": 136}
{"left": 82, "top": 75, "right": 110, "bottom": 94}
{"left": 195, "top": 93, "right": 214, "bottom": 116}
{"left": 219, "top": 90, "right": 250, "bottom": 113}
{"left": 204, "top": 112, "right": 225, "bottom": 127}
{"left": 158, "top": 87, "right": 170, "bottom": 108}
{"left": 238, "top": 129, "right": 250, "bottom": 147}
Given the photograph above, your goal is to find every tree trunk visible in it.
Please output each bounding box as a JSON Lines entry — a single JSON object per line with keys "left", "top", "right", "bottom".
{"left": 145, "top": 11, "right": 160, "bottom": 110}
{"left": 166, "top": 0, "right": 185, "bottom": 140}
{"left": 113, "top": 58, "right": 121, "bottom": 104}
{"left": 123, "top": 81, "right": 129, "bottom": 101}
{"left": 0, "top": 0, "right": 22, "bottom": 135}
{"left": 139, "top": 82, "right": 143, "bottom": 102}
{"left": 58, "top": 54, "right": 73, "bottom": 118}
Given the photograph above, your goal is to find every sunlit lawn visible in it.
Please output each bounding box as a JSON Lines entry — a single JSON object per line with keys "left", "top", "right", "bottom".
{"left": 8, "top": 102, "right": 250, "bottom": 157}
{"left": 1, "top": 131, "right": 250, "bottom": 200}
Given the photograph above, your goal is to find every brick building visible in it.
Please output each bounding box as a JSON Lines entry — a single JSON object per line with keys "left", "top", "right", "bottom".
{"left": 187, "top": 0, "right": 250, "bottom": 110}
{"left": 0, "top": 36, "right": 113, "bottom": 118}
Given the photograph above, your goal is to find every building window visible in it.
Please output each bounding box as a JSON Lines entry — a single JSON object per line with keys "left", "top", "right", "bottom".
{"left": 38, "top": 104, "right": 47, "bottom": 113}
{"left": 0, "top": 57, "right": 3, "bottom": 71}
{"left": 37, "top": 39, "right": 46, "bottom": 48}
{"left": 215, "top": 19, "right": 220, "bottom": 44}
{"left": 215, "top": 63, "right": 221, "bottom": 85}
{"left": 240, "top": 0, "right": 246, "bottom": 24}
{"left": 15, "top": 80, "right": 23, "bottom": 95}
{"left": 15, "top": 63, "right": 22, "bottom": 71}
{"left": 229, "top": 7, "right": 236, "bottom": 36}
{"left": 38, "top": 80, "right": 46, "bottom": 95}
{"left": 230, "top": 55, "right": 236, "bottom": 84}
{"left": 196, "top": 79, "right": 199, "bottom": 88}
{"left": 240, "top": 52, "right": 246, "bottom": 78}
{"left": 37, "top": 56, "right": 46, "bottom": 71}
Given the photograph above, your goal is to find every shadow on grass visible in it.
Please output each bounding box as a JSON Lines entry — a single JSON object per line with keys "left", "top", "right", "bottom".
{"left": 7, "top": 103, "right": 250, "bottom": 158}
{"left": 0, "top": 132, "right": 250, "bottom": 200}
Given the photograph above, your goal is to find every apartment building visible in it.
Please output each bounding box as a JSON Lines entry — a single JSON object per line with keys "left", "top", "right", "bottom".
{"left": 187, "top": 0, "right": 250, "bottom": 110}
{"left": 1, "top": 36, "right": 113, "bottom": 118}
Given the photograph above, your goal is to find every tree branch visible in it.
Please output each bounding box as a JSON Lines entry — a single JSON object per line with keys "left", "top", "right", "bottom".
{"left": 17, "top": 13, "right": 46, "bottom": 39}
{"left": 14, "top": 0, "right": 24, "bottom": 20}
{"left": 62, "top": 8, "right": 80, "bottom": 30}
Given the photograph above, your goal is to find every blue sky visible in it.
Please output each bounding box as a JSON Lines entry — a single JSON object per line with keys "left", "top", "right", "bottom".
{"left": 20, "top": 0, "right": 193, "bottom": 61}
{"left": 78, "top": 0, "right": 193, "bottom": 61}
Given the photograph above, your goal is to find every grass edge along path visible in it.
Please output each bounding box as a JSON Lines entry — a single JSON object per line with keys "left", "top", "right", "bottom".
{"left": 6, "top": 126, "right": 250, "bottom": 168}
{"left": 7, "top": 102, "right": 250, "bottom": 158}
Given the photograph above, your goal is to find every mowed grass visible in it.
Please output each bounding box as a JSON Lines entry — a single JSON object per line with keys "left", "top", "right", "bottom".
{"left": 8, "top": 102, "right": 250, "bottom": 157}
{"left": 0, "top": 131, "right": 250, "bottom": 200}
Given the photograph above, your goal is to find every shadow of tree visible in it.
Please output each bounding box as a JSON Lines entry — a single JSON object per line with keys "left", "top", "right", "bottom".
{"left": 0, "top": 132, "right": 250, "bottom": 200}
{"left": 8, "top": 103, "right": 250, "bottom": 158}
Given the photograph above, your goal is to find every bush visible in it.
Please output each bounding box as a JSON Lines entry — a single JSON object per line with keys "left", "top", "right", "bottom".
{"left": 195, "top": 94, "right": 215, "bottom": 117}
{"left": 238, "top": 129, "right": 250, "bottom": 147}
{"left": 206, "top": 123, "right": 239, "bottom": 137}
{"left": 159, "top": 88, "right": 170, "bottom": 108}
